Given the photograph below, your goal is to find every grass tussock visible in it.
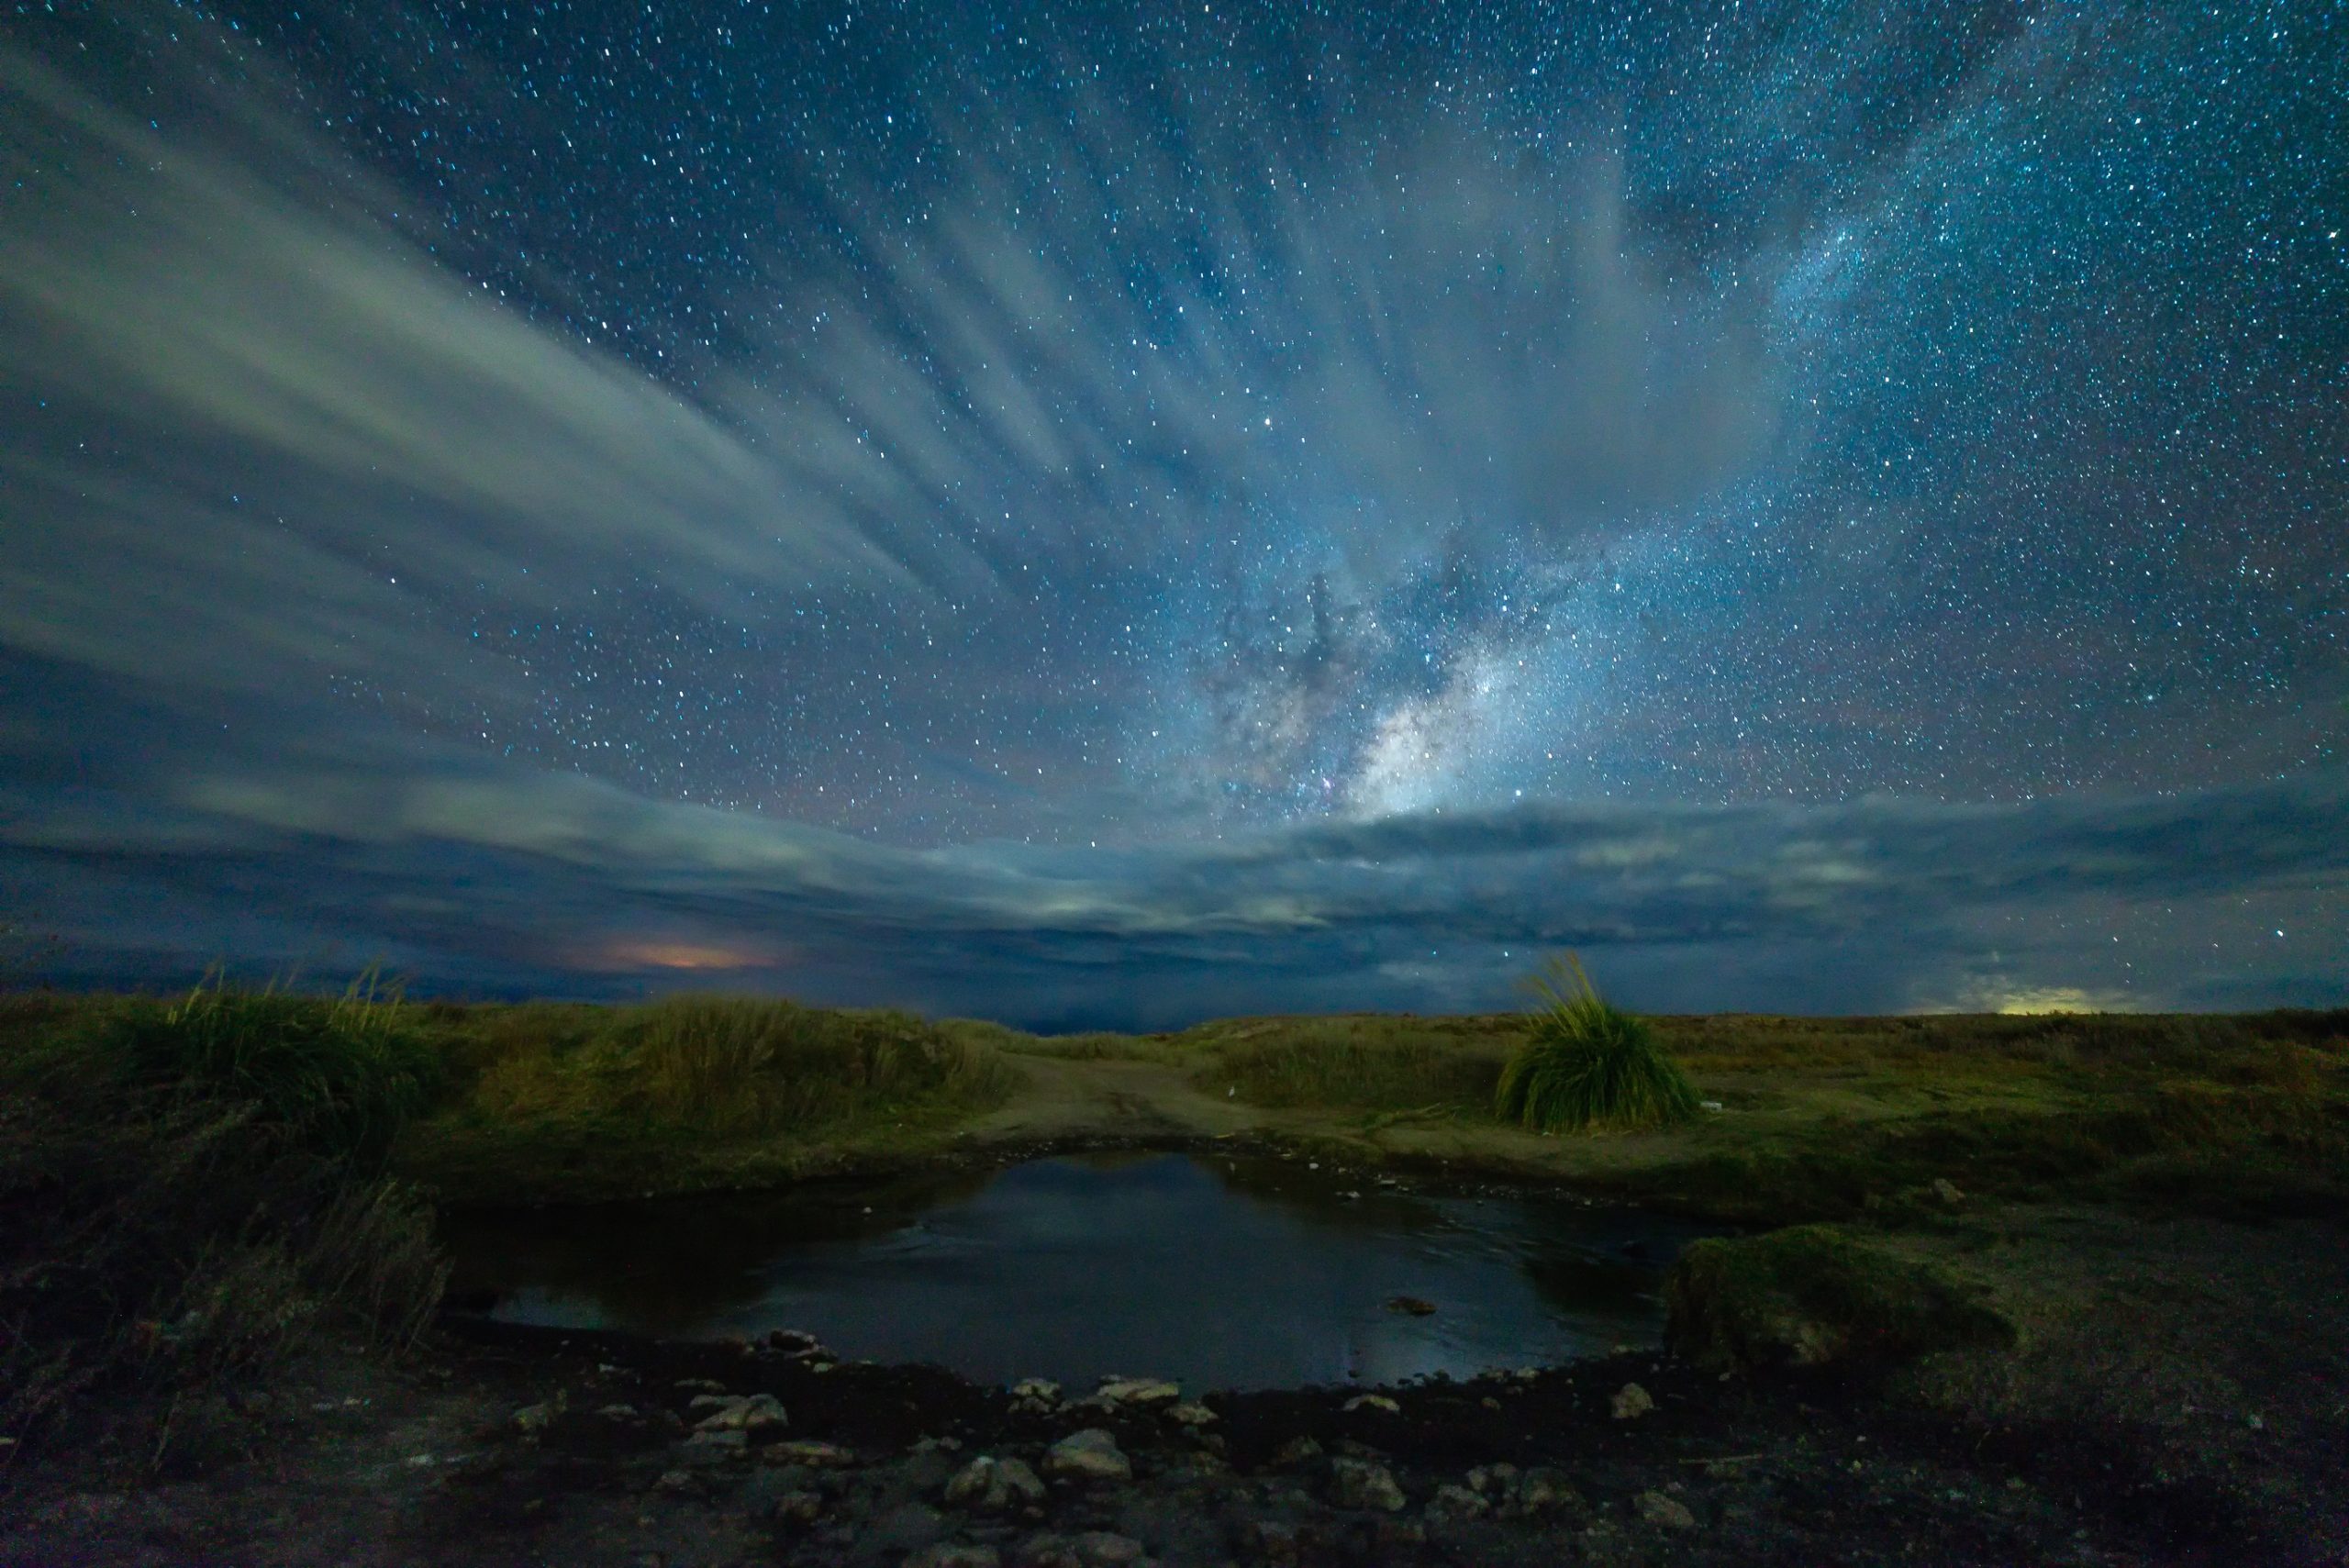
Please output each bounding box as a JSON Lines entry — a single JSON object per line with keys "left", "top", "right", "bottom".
{"left": 97, "top": 967, "right": 441, "bottom": 1165}
{"left": 0, "top": 983, "right": 448, "bottom": 1458}
{"left": 1497, "top": 956, "right": 1699, "bottom": 1133}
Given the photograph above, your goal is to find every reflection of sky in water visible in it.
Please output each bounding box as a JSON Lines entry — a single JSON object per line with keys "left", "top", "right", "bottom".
{"left": 457, "top": 1153, "right": 1714, "bottom": 1390}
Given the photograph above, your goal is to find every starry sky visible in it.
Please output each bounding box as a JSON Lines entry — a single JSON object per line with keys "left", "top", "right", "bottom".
{"left": 1, "top": 0, "right": 2343, "bottom": 1027}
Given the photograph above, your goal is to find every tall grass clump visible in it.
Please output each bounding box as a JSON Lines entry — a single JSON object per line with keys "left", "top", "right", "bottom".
{"left": 96, "top": 966, "right": 442, "bottom": 1167}
{"left": 1497, "top": 955, "right": 1699, "bottom": 1133}
{"left": 0, "top": 978, "right": 450, "bottom": 1458}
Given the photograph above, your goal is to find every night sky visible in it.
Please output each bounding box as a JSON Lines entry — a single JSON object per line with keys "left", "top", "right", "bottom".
{"left": 1, "top": 0, "right": 2342, "bottom": 1027}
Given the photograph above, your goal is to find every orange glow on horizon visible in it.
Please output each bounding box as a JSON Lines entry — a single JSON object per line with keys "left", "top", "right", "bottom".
{"left": 593, "top": 940, "right": 787, "bottom": 972}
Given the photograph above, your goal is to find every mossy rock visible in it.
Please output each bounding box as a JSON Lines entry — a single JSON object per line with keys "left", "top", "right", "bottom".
{"left": 1665, "top": 1224, "right": 2015, "bottom": 1371}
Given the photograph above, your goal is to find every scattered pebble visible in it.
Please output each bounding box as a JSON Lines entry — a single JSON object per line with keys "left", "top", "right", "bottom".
{"left": 1611, "top": 1383, "right": 1655, "bottom": 1420}
{"left": 1328, "top": 1455, "right": 1408, "bottom": 1512}
{"left": 1042, "top": 1428, "right": 1131, "bottom": 1481}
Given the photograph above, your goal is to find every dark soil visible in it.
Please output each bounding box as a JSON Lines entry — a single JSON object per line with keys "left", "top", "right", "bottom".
{"left": 7, "top": 1305, "right": 2333, "bottom": 1568}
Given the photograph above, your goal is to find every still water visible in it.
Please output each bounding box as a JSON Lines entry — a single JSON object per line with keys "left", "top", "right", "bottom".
{"left": 441, "top": 1151, "right": 1713, "bottom": 1391}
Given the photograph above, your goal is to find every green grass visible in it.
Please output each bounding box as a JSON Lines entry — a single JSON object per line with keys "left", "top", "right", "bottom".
{"left": 92, "top": 968, "right": 440, "bottom": 1167}
{"left": 1187, "top": 1015, "right": 1507, "bottom": 1111}
{"left": 0, "top": 986, "right": 448, "bottom": 1457}
{"left": 1666, "top": 1223, "right": 2016, "bottom": 1371}
{"left": 4, "top": 973, "right": 2343, "bottom": 1451}
{"left": 1496, "top": 957, "right": 1700, "bottom": 1133}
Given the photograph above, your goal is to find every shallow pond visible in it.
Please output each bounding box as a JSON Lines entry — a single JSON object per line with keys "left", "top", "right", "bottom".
{"left": 441, "top": 1151, "right": 1714, "bottom": 1391}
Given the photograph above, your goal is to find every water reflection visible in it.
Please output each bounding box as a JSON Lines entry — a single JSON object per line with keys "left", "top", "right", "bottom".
{"left": 441, "top": 1152, "right": 1713, "bottom": 1390}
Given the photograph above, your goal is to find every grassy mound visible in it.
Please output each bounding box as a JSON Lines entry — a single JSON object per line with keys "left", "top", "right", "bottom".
{"left": 1666, "top": 1224, "right": 2015, "bottom": 1371}
{"left": 405, "top": 995, "right": 1019, "bottom": 1200}
{"left": 1496, "top": 957, "right": 1699, "bottom": 1133}
{"left": 1198, "top": 1018, "right": 1504, "bottom": 1114}
{"left": 0, "top": 984, "right": 448, "bottom": 1455}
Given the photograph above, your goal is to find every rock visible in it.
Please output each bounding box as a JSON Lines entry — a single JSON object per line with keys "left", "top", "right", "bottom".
{"left": 596, "top": 1403, "right": 640, "bottom": 1420}
{"left": 681, "top": 1428, "right": 749, "bottom": 1458}
{"left": 1008, "top": 1377, "right": 1063, "bottom": 1413}
{"left": 765, "top": 1328, "right": 824, "bottom": 1356}
{"left": 1071, "top": 1531, "right": 1145, "bottom": 1565}
{"left": 1932, "top": 1177, "right": 1965, "bottom": 1207}
{"left": 1464, "top": 1463, "right": 1516, "bottom": 1496}
{"left": 1513, "top": 1468, "right": 1582, "bottom": 1516}
{"left": 1328, "top": 1456, "right": 1407, "bottom": 1512}
{"left": 1241, "top": 1519, "right": 1302, "bottom": 1566}
{"left": 945, "top": 1455, "right": 1047, "bottom": 1511}
{"left": 764, "top": 1439, "right": 857, "bottom": 1468}
{"left": 653, "top": 1468, "right": 699, "bottom": 1494}
{"left": 1610, "top": 1383, "right": 1654, "bottom": 1419}
{"left": 741, "top": 1467, "right": 826, "bottom": 1522}
{"left": 511, "top": 1396, "right": 565, "bottom": 1433}
{"left": 1164, "top": 1401, "right": 1219, "bottom": 1427}
{"left": 904, "top": 1546, "right": 1002, "bottom": 1568}
{"left": 1635, "top": 1490, "right": 1698, "bottom": 1529}
{"left": 1012, "top": 1534, "right": 1083, "bottom": 1568}
{"left": 866, "top": 1501, "right": 951, "bottom": 1554}
{"left": 1384, "top": 1296, "right": 1437, "bottom": 1317}
{"left": 1699, "top": 1099, "right": 1725, "bottom": 1112}
{"left": 1266, "top": 1436, "right": 1323, "bottom": 1470}
{"left": 1666, "top": 1225, "right": 2015, "bottom": 1372}
{"left": 1042, "top": 1429, "right": 1131, "bottom": 1482}
{"left": 944, "top": 1456, "right": 999, "bottom": 1505}
{"left": 1093, "top": 1376, "right": 1182, "bottom": 1407}
{"left": 691, "top": 1392, "right": 786, "bottom": 1431}
{"left": 1342, "top": 1395, "right": 1400, "bottom": 1416}
{"left": 1424, "top": 1483, "right": 1488, "bottom": 1523}
{"left": 674, "top": 1377, "right": 727, "bottom": 1393}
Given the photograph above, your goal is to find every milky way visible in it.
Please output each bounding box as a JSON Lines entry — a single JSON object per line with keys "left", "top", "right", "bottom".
{"left": 0, "top": 1, "right": 2342, "bottom": 1023}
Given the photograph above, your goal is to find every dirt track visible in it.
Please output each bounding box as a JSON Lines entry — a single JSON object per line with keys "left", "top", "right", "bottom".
{"left": 965, "top": 1057, "right": 1267, "bottom": 1142}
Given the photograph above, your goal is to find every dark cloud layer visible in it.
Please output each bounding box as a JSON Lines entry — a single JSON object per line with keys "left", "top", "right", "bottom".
{"left": 0, "top": 1, "right": 2342, "bottom": 1022}
{"left": 4, "top": 730, "right": 2341, "bottom": 1026}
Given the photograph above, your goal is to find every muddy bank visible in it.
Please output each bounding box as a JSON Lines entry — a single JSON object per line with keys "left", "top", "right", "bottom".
{"left": 5, "top": 1303, "right": 2312, "bottom": 1568}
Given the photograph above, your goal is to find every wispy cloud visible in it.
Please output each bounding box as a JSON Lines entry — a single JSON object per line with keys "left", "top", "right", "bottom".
{"left": 0, "top": 50, "right": 911, "bottom": 705}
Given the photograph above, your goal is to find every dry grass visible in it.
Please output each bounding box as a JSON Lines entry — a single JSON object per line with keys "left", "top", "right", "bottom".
{"left": 1185, "top": 1016, "right": 1509, "bottom": 1111}
{"left": 440, "top": 995, "right": 1016, "bottom": 1137}
{"left": 400, "top": 995, "right": 1019, "bottom": 1202}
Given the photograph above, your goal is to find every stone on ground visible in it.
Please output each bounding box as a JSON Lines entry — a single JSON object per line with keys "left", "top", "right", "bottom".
{"left": 1043, "top": 1428, "right": 1131, "bottom": 1481}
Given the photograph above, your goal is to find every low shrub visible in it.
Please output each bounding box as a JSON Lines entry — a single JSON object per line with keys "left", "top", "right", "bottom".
{"left": 1497, "top": 957, "right": 1698, "bottom": 1132}
{"left": 1666, "top": 1224, "right": 2015, "bottom": 1371}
